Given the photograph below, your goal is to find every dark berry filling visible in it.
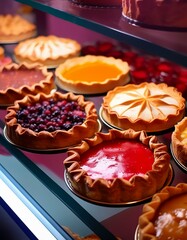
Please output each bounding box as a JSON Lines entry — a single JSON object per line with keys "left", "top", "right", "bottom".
{"left": 16, "top": 98, "right": 86, "bottom": 132}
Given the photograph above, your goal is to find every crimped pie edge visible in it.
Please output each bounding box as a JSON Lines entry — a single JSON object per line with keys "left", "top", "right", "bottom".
{"left": 55, "top": 55, "right": 130, "bottom": 94}
{"left": 138, "top": 183, "right": 187, "bottom": 240}
{"left": 5, "top": 91, "right": 99, "bottom": 149}
{"left": 102, "top": 82, "right": 186, "bottom": 132}
{"left": 171, "top": 117, "right": 187, "bottom": 166}
{"left": 0, "top": 62, "right": 55, "bottom": 105}
{"left": 14, "top": 35, "right": 81, "bottom": 67}
{"left": 64, "top": 128, "right": 170, "bottom": 203}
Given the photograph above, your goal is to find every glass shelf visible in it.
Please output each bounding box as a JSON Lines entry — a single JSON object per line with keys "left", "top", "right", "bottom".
{"left": 15, "top": 0, "right": 187, "bottom": 67}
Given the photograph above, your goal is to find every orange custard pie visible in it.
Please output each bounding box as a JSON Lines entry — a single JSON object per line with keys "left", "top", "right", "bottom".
{"left": 102, "top": 82, "right": 185, "bottom": 132}
{"left": 138, "top": 183, "right": 187, "bottom": 240}
{"left": 0, "top": 14, "right": 36, "bottom": 43}
{"left": 14, "top": 35, "right": 81, "bottom": 68}
{"left": 0, "top": 63, "right": 54, "bottom": 106}
{"left": 64, "top": 129, "right": 170, "bottom": 203}
{"left": 172, "top": 117, "right": 187, "bottom": 166}
{"left": 5, "top": 92, "right": 99, "bottom": 150}
{"left": 55, "top": 55, "right": 130, "bottom": 94}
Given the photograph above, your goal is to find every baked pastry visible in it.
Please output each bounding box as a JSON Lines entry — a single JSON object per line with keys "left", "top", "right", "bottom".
{"left": 171, "top": 117, "right": 187, "bottom": 167}
{"left": 0, "top": 14, "right": 36, "bottom": 43}
{"left": 138, "top": 183, "right": 187, "bottom": 240}
{"left": 122, "top": 0, "right": 187, "bottom": 30}
{"left": 14, "top": 35, "right": 81, "bottom": 68}
{"left": 64, "top": 129, "right": 170, "bottom": 203}
{"left": 55, "top": 55, "right": 130, "bottom": 94}
{"left": 102, "top": 82, "right": 185, "bottom": 132}
{"left": 70, "top": 0, "right": 121, "bottom": 7}
{"left": 0, "top": 63, "right": 54, "bottom": 106}
{"left": 5, "top": 92, "right": 99, "bottom": 150}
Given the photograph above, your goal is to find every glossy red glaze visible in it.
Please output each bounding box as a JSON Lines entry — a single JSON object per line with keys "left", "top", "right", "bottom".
{"left": 80, "top": 139, "right": 154, "bottom": 180}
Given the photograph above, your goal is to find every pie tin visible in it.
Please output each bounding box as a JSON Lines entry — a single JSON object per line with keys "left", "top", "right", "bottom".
{"left": 134, "top": 225, "right": 140, "bottom": 240}
{"left": 3, "top": 120, "right": 102, "bottom": 153}
{"left": 64, "top": 164, "right": 174, "bottom": 207}
{"left": 170, "top": 144, "right": 187, "bottom": 173}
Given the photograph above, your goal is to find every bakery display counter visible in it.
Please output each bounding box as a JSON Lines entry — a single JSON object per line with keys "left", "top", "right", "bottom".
{"left": 1, "top": 1, "right": 187, "bottom": 239}
{"left": 1, "top": 91, "right": 187, "bottom": 239}
{"left": 15, "top": 0, "right": 187, "bottom": 67}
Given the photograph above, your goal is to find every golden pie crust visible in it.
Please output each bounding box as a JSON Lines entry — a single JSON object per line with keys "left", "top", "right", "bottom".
{"left": 102, "top": 82, "right": 185, "bottom": 132}
{"left": 0, "top": 63, "right": 55, "bottom": 106}
{"left": 64, "top": 129, "right": 170, "bottom": 203}
{"left": 0, "top": 14, "right": 36, "bottom": 43}
{"left": 55, "top": 55, "right": 130, "bottom": 94}
{"left": 5, "top": 92, "right": 99, "bottom": 150}
{"left": 171, "top": 117, "right": 187, "bottom": 166}
{"left": 138, "top": 183, "right": 187, "bottom": 240}
{"left": 14, "top": 35, "right": 81, "bottom": 68}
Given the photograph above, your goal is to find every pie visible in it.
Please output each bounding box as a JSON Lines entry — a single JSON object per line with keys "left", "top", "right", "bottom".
{"left": 138, "top": 183, "right": 187, "bottom": 240}
{"left": 0, "top": 14, "right": 36, "bottom": 43}
{"left": 14, "top": 35, "right": 81, "bottom": 68}
{"left": 171, "top": 117, "right": 187, "bottom": 167}
{"left": 55, "top": 55, "right": 130, "bottom": 94}
{"left": 0, "top": 63, "right": 55, "bottom": 106}
{"left": 102, "top": 82, "right": 185, "bottom": 132}
{"left": 5, "top": 91, "right": 99, "bottom": 150}
{"left": 64, "top": 128, "right": 170, "bottom": 203}
{"left": 122, "top": 0, "right": 187, "bottom": 29}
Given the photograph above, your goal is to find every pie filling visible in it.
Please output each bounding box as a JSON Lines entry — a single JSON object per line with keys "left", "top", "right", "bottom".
{"left": 16, "top": 99, "right": 86, "bottom": 133}
{"left": 0, "top": 69, "right": 45, "bottom": 90}
{"left": 154, "top": 194, "right": 187, "bottom": 240}
{"left": 62, "top": 62, "right": 122, "bottom": 83}
{"left": 80, "top": 139, "right": 154, "bottom": 180}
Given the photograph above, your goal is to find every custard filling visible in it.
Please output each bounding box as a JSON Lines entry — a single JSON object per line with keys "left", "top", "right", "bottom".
{"left": 62, "top": 61, "right": 122, "bottom": 83}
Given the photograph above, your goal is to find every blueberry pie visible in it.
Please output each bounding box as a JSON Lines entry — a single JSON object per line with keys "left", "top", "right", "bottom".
{"left": 5, "top": 92, "right": 99, "bottom": 150}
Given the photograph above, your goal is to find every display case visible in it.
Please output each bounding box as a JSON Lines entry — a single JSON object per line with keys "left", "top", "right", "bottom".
{"left": 1, "top": 1, "right": 187, "bottom": 239}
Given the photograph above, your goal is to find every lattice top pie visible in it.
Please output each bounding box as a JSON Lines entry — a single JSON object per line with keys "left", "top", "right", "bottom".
{"left": 102, "top": 82, "right": 185, "bottom": 132}
{"left": 0, "top": 14, "right": 36, "bottom": 43}
{"left": 14, "top": 35, "right": 81, "bottom": 68}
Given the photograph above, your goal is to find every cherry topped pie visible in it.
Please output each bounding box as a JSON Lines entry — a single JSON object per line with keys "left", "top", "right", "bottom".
{"left": 64, "top": 129, "right": 170, "bottom": 203}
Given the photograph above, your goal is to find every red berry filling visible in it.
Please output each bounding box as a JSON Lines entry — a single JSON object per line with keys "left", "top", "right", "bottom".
{"left": 16, "top": 99, "right": 86, "bottom": 132}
